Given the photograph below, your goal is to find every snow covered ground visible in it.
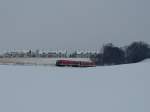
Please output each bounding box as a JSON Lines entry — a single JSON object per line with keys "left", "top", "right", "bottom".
{"left": 0, "top": 61, "right": 150, "bottom": 112}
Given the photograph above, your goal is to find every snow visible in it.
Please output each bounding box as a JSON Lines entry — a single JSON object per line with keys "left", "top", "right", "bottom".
{"left": 141, "top": 58, "right": 150, "bottom": 63}
{"left": 0, "top": 62, "right": 150, "bottom": 112}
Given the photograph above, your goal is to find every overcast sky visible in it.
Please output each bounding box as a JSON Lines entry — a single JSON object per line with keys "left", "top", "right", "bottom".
{"left": 0, "top": 0, "right": 150, "bottom": 52}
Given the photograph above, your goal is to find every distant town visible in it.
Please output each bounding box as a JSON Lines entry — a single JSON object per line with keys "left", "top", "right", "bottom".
{"left": 0, "top": 50, "right": 98, "bottom": 58}
{"left": 0, "top": 41, "right": 150, "bottom": 66}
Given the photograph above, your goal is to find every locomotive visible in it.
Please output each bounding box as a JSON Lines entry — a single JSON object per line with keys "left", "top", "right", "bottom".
{"left": 56, "top": 59, "right": 96, "bottom": 67}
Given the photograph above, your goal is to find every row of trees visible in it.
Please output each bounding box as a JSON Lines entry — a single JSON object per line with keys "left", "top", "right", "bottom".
{"left": 91, "top": 41, "right": 150, "bottom": 65}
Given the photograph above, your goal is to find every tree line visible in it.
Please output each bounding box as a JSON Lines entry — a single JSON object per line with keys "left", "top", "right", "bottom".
{"left": 91, "top": 41, "right": 150, "bottom": 65}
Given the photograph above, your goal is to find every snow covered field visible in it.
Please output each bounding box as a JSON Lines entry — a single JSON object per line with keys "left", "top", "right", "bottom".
{"left": 0, "top": 61, "right": 150, "bottom": 112}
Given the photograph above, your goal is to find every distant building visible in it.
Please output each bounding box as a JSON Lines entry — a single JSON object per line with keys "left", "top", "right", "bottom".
{"left": 48, "top": 52, "right": 58, "bottom": 58}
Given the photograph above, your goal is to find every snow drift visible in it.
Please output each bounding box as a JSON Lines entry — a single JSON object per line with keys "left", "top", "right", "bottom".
{"left": 0, "top": 61, "right": 149, "bottom": 112}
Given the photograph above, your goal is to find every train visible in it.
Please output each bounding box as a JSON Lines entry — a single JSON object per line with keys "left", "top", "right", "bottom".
{"left": 56, "top": 59, "right": 96, "bottom": 67}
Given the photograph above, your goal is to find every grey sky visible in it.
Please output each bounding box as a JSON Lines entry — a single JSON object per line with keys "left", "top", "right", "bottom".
{"left": 0, "top": 0, "right": 150, "bottom": 52}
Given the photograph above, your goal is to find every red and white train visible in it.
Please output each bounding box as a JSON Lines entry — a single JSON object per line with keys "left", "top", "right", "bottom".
{"left": 56, "top": 59, "right": 96, "bottom": 67}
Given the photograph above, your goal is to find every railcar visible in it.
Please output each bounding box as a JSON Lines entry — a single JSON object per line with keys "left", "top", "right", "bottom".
{"left": 56, "top": 60, "right": 96, "bottom": 67}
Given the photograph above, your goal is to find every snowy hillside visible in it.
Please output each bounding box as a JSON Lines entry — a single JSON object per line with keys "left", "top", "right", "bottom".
{"left": 0, "top": 61, "right": 149, "bottom": 112}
